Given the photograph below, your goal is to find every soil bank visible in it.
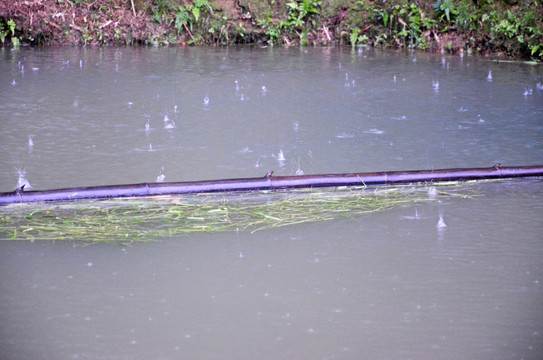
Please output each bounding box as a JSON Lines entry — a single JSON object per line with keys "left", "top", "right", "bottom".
{"left": 1, "top": 0, "right": 542, "bottom": 60}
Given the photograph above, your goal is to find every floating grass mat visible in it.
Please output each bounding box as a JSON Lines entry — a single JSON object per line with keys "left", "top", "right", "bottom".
{"left": 0, "top": 184, "right": 475, "bottom": 243}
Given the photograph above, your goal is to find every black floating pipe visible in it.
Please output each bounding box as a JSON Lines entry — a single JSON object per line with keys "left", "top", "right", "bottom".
{"left": 1, "top": 164, "right": 542, "bottom": 206}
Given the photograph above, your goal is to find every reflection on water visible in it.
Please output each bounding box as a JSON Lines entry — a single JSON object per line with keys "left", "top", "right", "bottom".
{"left": 0, "top": 47, "right": 542, "bottom": 359}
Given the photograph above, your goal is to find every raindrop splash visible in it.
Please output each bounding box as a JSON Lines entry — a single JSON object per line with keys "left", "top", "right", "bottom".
{"left": 437, "top": 211, "right": 447, "bottom": 229}
{"left": 16, "top": 168, "right": 31, "bottom": 190}
{"left": 163, "top": 115, "right": 176, "bottom": 129}
{"left": 156, "top": 167, "right": 165, "bottom": 182}
{"left": 277, "top": 149, "right": 286, "bottom": 162}
{"left": 428, "top": 187, "right": 437, "bottom": 199}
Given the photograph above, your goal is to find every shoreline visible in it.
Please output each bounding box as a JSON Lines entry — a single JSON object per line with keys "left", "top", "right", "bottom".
{"left": 1, "top": 0, "right": 542, "bottom": 60}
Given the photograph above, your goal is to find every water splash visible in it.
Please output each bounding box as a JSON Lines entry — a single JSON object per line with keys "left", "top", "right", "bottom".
{"left": 238, "top": 146, "right": 253, "bottom": 154}
{"left": 335, "top": 132, "right": 354, "bottom": 138}
{"left": 275, "top": 150, "right": 286, "bottom": 167}
{"left": 163, "top": 115, "right": 176, "bottom": 129}
{"left": 487, "top": 70, "right": 492, "bottom": 82}
{"left": 295, "top": 158, "right": 304, "bottom": 176}
{"left": 437, "top": 211, "right": 447, "bottom": 229}
{"left": 277, "top": 149, "right": 286, "bottom": 162}
{"left": 401, "top": 208, "right": 420, "bottom": 220}
{"left": 156, "top": 167, "right": 165, "bottom": 182}
{"left": 16, "top": 168, "right": 31, "bottom": 190}
{"left": 524, "top": 88, "right": 533, "bottom": 97}
{"left": 432, "top": 80, "right": 439, "bottom": 92}
{"left": 203, "top": 95, "right": 210, "bottom": 106}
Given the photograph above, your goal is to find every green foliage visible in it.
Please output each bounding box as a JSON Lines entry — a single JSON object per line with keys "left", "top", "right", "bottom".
{"left": 187, "top": 0, "right": 213, "bottom": 23}
{"left": 455, "top": 0, "right": 479, "bottom": 31}
{"left": 531, "top": 43, "right": 543, "bottom": 58}
{"left": 174, "top": 6, "right": 191, "bottom": 32}
{"left": 350, "top": 27, "right": 360, "bottom": 46}
{"left": 373, "top": 8, "right": 389, "bottom": 27}
{"left": 253, "top": 0, "right": 321, "bottom": 45}
{"left": 152, "top": 0, "right": 177, "bottom": 25}
{"left": 257, "top": 18, "right": 281, "bottom": 44}
{"left": 172, "top": 0, "right": 213, "bottom": 43}
{"left": 371, "top": 2, "right": 435, "bottom": 49}
{"left": 285, "top": 0, "right": 322, "bottom": 26}
{"left": 486, "top": 7, "right": 542, "bottom": 58}
{"left": 434, "top": 0, "right": 457, "bottom": 23}
{"left": 494, "top": 10, "right": 520, "bottom": 39}
{"left": 0, "top": 19, "right": 19, "bottom": 47}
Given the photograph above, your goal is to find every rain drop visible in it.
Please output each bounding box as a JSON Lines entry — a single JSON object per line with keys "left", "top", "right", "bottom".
{"left": 277, "top": 149, "right": 285, "bottom": 161}
{"left": 437, "top": 216, "right": 447, "bottom": 228}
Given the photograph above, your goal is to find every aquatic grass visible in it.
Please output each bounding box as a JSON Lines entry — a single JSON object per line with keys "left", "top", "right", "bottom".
{"left": 0, "top": 184, "right": 476, "bottom": 243}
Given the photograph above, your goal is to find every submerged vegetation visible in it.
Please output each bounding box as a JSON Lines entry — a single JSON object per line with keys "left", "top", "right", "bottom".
{"left": 0, "top": 0, "right": 542, "bottom": 59}
{"left": 0, "top": 184, "right": 474, "bottom": 243}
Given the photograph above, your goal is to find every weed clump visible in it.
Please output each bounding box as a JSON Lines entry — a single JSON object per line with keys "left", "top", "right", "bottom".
{"left": 0, "top": 185, "right": 474, "bottom": 243}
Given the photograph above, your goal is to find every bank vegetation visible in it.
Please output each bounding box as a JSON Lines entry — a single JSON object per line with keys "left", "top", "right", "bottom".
{"left": 1, "top": 0, "right": 542, "bottom": 59}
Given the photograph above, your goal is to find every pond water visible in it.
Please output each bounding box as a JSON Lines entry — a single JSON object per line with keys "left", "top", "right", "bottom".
{"left": 0, "top": 46, "right": 542, "bottom": 359}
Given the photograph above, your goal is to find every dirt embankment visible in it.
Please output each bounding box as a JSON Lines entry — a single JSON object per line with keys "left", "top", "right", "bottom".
{"left": 1, "top": 0, "right": 542, "bottom": 60}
